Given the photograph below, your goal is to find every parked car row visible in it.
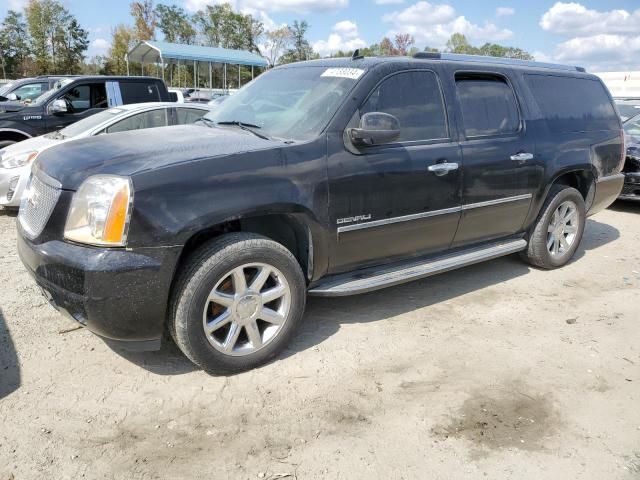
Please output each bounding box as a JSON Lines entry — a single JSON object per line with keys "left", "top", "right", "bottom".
{"left": 620, "top": 112, "right": 640, "bottom": 201}
{"left": 0, "top": 102, "right": 210, "bottom": 208}
{"left": 13, "top": 53, "right": 625, "bottom": 374}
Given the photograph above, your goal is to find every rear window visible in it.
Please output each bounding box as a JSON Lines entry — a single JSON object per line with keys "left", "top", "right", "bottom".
{"left": 455, "top": 74, "right": 520, "bottom": 137}
{"left": 120, "top": 81, "right": 161, "bottom": 104}
{"left": 525, "top": 75, "right": 619, "bottom": 132}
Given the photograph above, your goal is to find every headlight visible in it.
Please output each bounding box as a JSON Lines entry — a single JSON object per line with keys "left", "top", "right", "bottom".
{"left": 0, "top": 151, "right": 38, "bottom": 169}
{"left": 64, "top": 175, "right": 133, "bottom": 247}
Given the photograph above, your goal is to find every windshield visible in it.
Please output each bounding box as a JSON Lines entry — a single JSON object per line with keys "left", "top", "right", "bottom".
{"left": 0, "top": 82, "right": 15, "bottom": 96}
{"left": 55, "top": 108, "right": 125, "bottom": 138}
{"left": 32, "top": 78, "right": 73, "bottom": 105}
{"left": 202, "top": 66, "right": 364, "bottom": 141}
{"left": 624, "top": 114, "right": 640, "bottom": 144}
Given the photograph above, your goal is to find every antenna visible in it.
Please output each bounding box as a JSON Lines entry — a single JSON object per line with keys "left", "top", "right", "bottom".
{"left": 351, "top": 49, "right": 364, "bottom": 61}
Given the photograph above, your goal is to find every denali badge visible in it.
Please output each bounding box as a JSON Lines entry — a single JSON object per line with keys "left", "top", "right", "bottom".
{"left": 337, "top": 214, "right": 372, "bottom": 225}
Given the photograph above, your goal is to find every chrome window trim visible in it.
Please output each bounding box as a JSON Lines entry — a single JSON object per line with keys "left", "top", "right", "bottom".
{"left": 337, "top": 193, "right": 532, "bottom": 234}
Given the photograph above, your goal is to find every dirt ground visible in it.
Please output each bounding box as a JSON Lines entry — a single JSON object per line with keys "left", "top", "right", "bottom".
{"left": 0, "top": 203, "right": 639, "bottom": 480}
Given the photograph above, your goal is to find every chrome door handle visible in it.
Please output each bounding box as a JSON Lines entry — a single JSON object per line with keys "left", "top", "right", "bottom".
{"left": 428, "top": 162, "right": 459, "bottom": 175}
{"left": 510, "top": 152, "right": 534, "bottom": 161}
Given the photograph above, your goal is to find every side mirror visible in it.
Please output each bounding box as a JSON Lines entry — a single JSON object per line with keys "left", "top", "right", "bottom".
{"left": 6, "top": 93, "right": 18, "bottom": 101}
{"left": 50, "top": 98, "right": 68, "bottom": 114}
{"left": 349, "top": 112, "right": 401, "bottom": 146}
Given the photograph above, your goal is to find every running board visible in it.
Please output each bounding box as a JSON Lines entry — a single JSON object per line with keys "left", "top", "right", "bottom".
{"left": 308, "top": 239, "right": 527, "bottom": 297}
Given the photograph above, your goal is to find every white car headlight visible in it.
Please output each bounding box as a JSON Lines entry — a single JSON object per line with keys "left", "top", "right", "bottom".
{"left": 64, "top": 175, "right": 133, "bottom": 247}
{"left": 0, "top": 150, "right": 38, "bottom": 169}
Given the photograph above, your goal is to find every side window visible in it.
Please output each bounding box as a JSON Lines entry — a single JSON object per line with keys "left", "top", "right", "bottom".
{"left": 176, "top": 108, "right": 207, "bottom": 125}
{"left": 119, "top": 82, "right": 161, "bottom": 104}
{"left": 455, "top": 74, "right": 520, "bottom": 137}
{"left": 13, "top": 82, "right": 48, "bottom": 101}
{"left": 106, "top": 109, "right": 168, "bottom": 134}
{"left": 360, "top": 71, "right": 448, "bottom": 143}
{"left": 60, "top": 83, "right": 107, "bottom": 112}
{"left": 525, "top": 74, "right": 619, "bottom": 132}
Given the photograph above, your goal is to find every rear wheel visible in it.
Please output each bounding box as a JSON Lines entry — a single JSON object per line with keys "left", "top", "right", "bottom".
{"left": 170, "top": 233, "right": 306, "bottom": 374}
{"left": 521, "top": 185, "right": 586, "bottom": 269}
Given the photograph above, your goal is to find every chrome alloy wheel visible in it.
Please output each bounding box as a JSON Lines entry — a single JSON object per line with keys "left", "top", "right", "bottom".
{"left": 547, "top": 200, "right": 579, "bottom": 257}
{"left": 202, "top": 263, "right": 292, "bottom": 356}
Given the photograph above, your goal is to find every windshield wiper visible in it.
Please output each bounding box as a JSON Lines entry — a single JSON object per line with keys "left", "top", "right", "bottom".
{"left": 196, "top": 117, "right": 216, "bottom": 127}
{"left": 216, "top": 120, "right": 271, "bottom": 140}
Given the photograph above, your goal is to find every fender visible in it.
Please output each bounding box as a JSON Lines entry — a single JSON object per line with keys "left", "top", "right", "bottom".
{"left": 0, "top": 126, "right": 33, "bottom": 139}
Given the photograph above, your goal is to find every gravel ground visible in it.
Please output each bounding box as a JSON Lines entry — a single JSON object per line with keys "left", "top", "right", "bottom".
{"left": 0, "top": 203, "right": 639, "bottom": 480}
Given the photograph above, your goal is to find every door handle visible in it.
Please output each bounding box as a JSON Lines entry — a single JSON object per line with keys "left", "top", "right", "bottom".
{"left": 428, "top": 162, "right": 459, "bottom": 176}
{"left": 510, "top": 152, "right": 534, "bottom": 161}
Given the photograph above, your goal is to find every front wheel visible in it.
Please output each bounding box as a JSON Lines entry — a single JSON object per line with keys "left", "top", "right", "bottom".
{"left": 170, "top": 233, "right": 307, "bottom": 374}
{"left": 521, "top": 185, "right": 586, "bottom": 269}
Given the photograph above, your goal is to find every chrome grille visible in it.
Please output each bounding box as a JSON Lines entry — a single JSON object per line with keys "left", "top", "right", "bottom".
{"left": 18, "top": 174, "right": 61, "bottom": 239}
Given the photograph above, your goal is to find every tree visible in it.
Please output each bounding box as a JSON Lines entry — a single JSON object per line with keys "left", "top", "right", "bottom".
{"left": 105, "top": 24, "right": 134, "bottom": 75}
{"left": 194, "top": 4, "right": 263, "bottom": 53}
{"left": 130, "top": 0, "right": 155, "bottom": 41}
{"left": 155, "top": 4, "right": 195, "bottom": 44}
{"left": 25, "top": 0, "right": 89, "bottom": 74}
{"left": 0, "top": 11, "right": 30, "bottom": 78}
{"left": 394, "top": 33, "right": 414, "bottom": 56}
{"left": 279, "top": 20, "right": 315, "bottom": 63}
{"left": 263, "top": 26, "right": 290, "bottom": 67}
{"left": 379, "top": 37, "right": 397, "bottom": 56}
{"left": 445, "top": 33, "right": 476, "bottom": 54}
{"left": 444, "top": 33, "right": 533, "bottom": 60}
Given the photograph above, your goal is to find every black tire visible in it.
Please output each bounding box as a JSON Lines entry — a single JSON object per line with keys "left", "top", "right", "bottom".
{"left": 0, "top": 140, "right": 16, "bottom": 149}
{"left": 169, "top": 233, "right": 306, "bottom": 375}
{"left": 521, "top": 185, "right": 586, "bottom": 269}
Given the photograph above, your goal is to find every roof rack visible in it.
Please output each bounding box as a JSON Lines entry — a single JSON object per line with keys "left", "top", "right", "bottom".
{"left": 412, "top": 52, "right": 585, "bottom": 73}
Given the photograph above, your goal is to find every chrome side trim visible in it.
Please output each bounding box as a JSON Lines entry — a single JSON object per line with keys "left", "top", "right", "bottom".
{"left": 309, "top": 238, "right": 527, "bottom": 297}
{"left": 337, "top": 194, "right": 532, "bottom": 234}
{"left": 461, "top": 193, "right": 532, "bottom": 211}
{"left": 337, "top": 206, "right": 461, "bottom": 233}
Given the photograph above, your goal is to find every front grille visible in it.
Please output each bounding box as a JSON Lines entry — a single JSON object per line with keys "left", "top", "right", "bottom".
{"left": 18, "top": 174, "right": 61, "bottom": 239}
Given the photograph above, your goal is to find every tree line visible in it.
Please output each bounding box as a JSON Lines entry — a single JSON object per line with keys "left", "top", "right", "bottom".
{"left": 0, "top": 0, "right": 534, "bottom": 80}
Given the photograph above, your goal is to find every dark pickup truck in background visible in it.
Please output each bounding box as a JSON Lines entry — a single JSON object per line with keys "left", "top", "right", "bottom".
{"left": 17, "top": 54, "right": 625, "bottom": 374}
{"left": 0, "top": 76, "right": 171, "bottom": 148}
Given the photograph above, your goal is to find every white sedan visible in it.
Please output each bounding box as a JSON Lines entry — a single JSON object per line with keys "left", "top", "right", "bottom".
{"left": 0, "top": 102, "right": 210, "bottom": 208}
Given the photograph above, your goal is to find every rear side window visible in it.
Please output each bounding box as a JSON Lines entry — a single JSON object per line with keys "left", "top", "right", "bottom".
{"left": 525, "top": 75, "right": 619, "bottom": 132}
{"left": 106, "top": 109, "right": 168, "bottom": 133}
{"left": 360, "top": 70, "right": 448, "bottom": 142}
{"left": 176, "top": 107, "right": 207, "bottom": 125}
{"left": 456, "top": 74, "right": 520, "bottom": 137}
{"left": 119, "top": 81, "right": 161, "bottom": 104}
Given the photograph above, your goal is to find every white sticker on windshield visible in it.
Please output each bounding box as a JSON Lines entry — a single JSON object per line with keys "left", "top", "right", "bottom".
{"left": 321, "top": 68, "right": 365, "bottom": 80}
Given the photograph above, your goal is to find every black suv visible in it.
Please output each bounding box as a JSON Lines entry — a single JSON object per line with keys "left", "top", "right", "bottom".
{"left": 0, "top": 76, "right": 171, "bottom": 148}
{"left": 17, "top": 54, "right": 624, "bottom": 374}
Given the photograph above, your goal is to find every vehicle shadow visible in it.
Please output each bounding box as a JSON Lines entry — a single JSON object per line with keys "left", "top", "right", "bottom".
{"left": 0, "top": 207, "right": 18, "bottom": 217}
{"left": 608, "top": 200, "right": 640, "bottom": 214}
{"left": 284, "top": 217, "right": 619, "bottom": 359}
{"left": 0, "top": 307, "right": 21, "bottom": 399}
{"left": 105, "top": 338, "right": 199, "bottom": 376}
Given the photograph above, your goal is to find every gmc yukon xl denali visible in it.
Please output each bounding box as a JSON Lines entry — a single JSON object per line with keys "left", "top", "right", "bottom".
{"left": 17, "top": 54, "right": 625, "bottom": 374}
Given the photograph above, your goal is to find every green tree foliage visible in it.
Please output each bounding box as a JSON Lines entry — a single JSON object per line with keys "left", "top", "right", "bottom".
{"left": 193, "top": 3, "right": 263, "bottom": 53}
{"left": 444, "top": 33, "right": 533, "bottom": 60}
{"left": 0, "top": 10, "right": 30, "bottom": 78}
{"left": 279, "top": 20, "right": 316, "bottom": 63}
{"left": 130, "top": 0, "right": 156, "bottom": 41}
{"left": 25, "top": 0, "right": 88, "bottom": 74}
{"left": 104, "top": 24, "right": 135, "bottom": 75}
{"left": 155, "top": 4, "right": 195, "bottom": 44}
{"left": 263, "top": 26, "right": 291, "bottom": 67}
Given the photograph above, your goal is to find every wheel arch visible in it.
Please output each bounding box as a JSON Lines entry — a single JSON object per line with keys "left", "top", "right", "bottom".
{"left": 0, "top": 128, "right": 32, "bottom": 144}
{"left": 547, "top": 167, "right": 596, "bottom": 210}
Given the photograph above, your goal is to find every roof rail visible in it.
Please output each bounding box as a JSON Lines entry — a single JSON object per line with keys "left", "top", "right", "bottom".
{"left": 412, "top": 51, "right": 585, "bottom": 73}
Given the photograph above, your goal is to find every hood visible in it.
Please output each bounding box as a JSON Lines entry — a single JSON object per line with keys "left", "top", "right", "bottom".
{"left": 1, "top": 135, "right": 59, "bottom": 159}
{"left": 34, "top": 124, "right": 278, "bottom": 189}
{"left": 0, "top": 102, "right": 26, "bottom": 113}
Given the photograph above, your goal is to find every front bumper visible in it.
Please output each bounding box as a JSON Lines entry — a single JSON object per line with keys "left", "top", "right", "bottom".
{"left": 589, "top": 173, "right": 625, "bottom": 215}
{"left": 618, "top": 172, "right": 640, "bottom": 201}
{"left": 0, "top": 166, "right": 29, "bottom": 207}
{"left": 18, "top": 232, "right": 182, "bottom": 351}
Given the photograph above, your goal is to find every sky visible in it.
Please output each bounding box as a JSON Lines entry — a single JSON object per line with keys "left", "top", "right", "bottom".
{"left": 2, "top": 0, "right": 639, "bottom": 72}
